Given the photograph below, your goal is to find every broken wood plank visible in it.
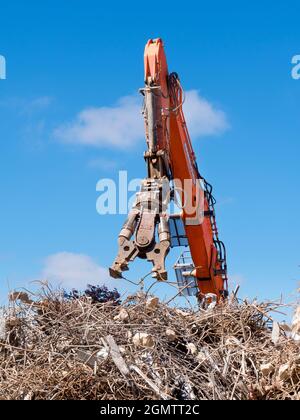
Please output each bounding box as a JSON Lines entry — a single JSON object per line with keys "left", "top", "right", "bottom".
{"left": 0, "top": 310, "right": 6, "bottom": 341}
{"left": 105, "top": 335, "right": 130, "bottom": 377}
{"left": 272, "top": 321, "right": 280, "bottom": 345}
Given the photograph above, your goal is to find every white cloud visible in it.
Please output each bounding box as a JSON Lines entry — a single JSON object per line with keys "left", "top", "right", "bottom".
{"left": 54, "top": 91, "right": 228, "bottom": 149}
{"left": 42, "top": 252, "right": 114, "bottom": 290}
{"left": 184, "top": 90, "right": 229, "bottom": 138}
{"left": 54, "top": 95, "right": 144, "bottom": 149}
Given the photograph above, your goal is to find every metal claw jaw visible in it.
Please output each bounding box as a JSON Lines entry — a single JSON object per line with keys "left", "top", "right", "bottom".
{"left": 146, "top": 239, "right": 170, "bottom": 280}
{"left": 109, "top": 237, "right": 139, "bottom": 279}
{"left": 109, "top": 207, "right": 171, "bottom": 281}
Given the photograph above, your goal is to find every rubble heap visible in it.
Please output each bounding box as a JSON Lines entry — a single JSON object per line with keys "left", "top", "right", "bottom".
{"left": 0, "top": 288, "right": 299, "bottom": 400}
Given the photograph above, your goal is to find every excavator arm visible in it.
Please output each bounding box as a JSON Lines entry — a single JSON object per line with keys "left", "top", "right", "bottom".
{"left": 110, "top": 39, "right": 228, "bottom": 303}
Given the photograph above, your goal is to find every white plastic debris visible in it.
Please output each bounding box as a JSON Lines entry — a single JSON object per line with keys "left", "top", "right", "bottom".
{"left": 260, "top": 362, "right": 274, "bottom": 377}
{"left": 196, "top": 351, "right": 206, "bottom": 363}
{"left": 97, "top": 347, "right": 109, "bottom": 360}
{"left": 225, "top": 336, "right": 241, "bottom": 347}
{"left": 23, "top": 392, "right": 34, "bottom": 400}
{"left": 292, "top": 307, "right": 300, "bottom": 341}
{"left": 114, "top": 308, "right": 129, "bottom": 322}
{"left": 186, "top": 343, "right": 197, "bottom": 355}
{"left": 292, "top": 333, "right": 300, "bottom": 342}
{"left": 133, "top": 333, "right": 155, "bottom": 348}
{"left": 165, "top": 329, "right": 177, "bottom": 341}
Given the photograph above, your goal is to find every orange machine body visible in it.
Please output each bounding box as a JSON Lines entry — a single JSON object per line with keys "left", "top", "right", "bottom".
{"left": 110, "top": 38, "right": 228, "bottom": 302}
{"left": 144, "top": 39, "right": 227, "bottom": 299}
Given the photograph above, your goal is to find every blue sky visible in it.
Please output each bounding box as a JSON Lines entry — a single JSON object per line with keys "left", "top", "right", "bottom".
{"left": 0, "top": 1, "right": 300, "bottom": 311}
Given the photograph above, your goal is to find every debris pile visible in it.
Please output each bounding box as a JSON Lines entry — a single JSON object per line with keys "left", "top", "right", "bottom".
{"left": 0, "top": 288, "right": 299, "bottom": 400}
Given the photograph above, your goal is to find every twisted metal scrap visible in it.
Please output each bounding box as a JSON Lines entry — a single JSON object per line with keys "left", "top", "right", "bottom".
{"left": 0, "top": 288, "right": 299, "bottom": 400}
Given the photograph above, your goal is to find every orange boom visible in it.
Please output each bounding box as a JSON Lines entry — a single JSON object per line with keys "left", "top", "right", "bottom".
{"left": 110, "top": 39, "right": 228, "bottom": 305}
